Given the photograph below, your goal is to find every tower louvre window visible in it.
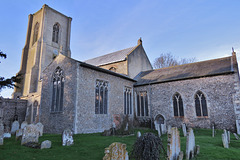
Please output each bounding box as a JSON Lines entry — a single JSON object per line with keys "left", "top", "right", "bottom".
{"left": 52, "top": 23, "right": 60, "bottom": 43}
{"left": 32, "top": 22, "right": 39, "bottom": 45}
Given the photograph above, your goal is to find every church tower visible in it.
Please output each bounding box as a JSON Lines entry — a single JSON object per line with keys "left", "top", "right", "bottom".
{"left": 13, "top": 4, "right": 72, "bottom": 99}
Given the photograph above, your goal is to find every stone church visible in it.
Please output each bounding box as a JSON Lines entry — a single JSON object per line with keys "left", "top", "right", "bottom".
{"left": 2, "top": 4, "right": 240, "bottom": 134}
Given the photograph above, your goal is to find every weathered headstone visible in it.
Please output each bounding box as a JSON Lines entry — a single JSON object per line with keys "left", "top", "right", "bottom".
{"left": 124, "top": 122, "right": 128, "bottom": 131}
{"left": 62, "top": 129, "right": 74, "bottom": 146}
{"left": 194, "top": 145, "right": 200, "bottom": 155}
{"left": 16, "top": 129, "right": 23, "bottom": 140}
{"left": 21, "top": 124, "right": 39, "bottom": 145}
{"left": 156, "top": 124, "right": 161, "bottom": 137}
{"left": 154, "top": 121, "right": 158, "bottom": 130}
{"left": 227, "top": 131, "right": 230, "bottom": 144}
{"left": 0, "top": 122, "right": 4, "bottom": 145}
{"left": 178, "top": 151, "right": 183, "bottom": 160}
{"left": 11, "top": 121, "right": 20, "bottom": 134}
{"left": 167, "top": 127, "right": 181, "bottom": 160}
{"left": 36, "top": 122, "right": 44, "bottom": 136}
{"left": 167, "top": 125, "right": 172, "bottom": 134}
{"left": 186, "top": 128, "right": 195, "bottom": 160}
{"left": 137, "top": 131, "right": 141, "bottom": 138}
{"left": 103, "top": 142, "right": 129, "bottom": 160}
{"left": 212, "top": 126, "right": 214, "bottom": 137}
{"left": 236, "top": 120, "right": 240, "bottom": 135}
{"left": 233, "top": 133, "right": 239, "bottom": 140}
{"left": 41, "top": 140, "right": 51, "bottom": 149}
{"left": 21, "top": 121, "right": 28, "bottom": 129}
{"left": 222, "top": 130, "right": 229, "bottom": 148}
{"left": 182, "top": 123, "right": 187, "bottom": 137}
{"left": 161, "top": 123, "right": 167, "bottom": 134}
{"left": 3, "top": 133, "right": 11, "bottom": 138}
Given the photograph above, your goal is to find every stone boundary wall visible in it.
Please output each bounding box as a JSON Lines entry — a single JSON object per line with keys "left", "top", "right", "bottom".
{"left": 0, "top": 98, "right": 27, "bottom": 129}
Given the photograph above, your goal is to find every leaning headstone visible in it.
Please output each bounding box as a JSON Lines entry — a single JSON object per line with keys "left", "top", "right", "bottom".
{"left": 41, "top": 140, "right": 51, "bottom": 149}
{"left": 21, "top": 124, "right": 39, "bottom": 145}
{"left": 154, "top": 121, "right": 158, "bottom": 130}
{"left": 16, "top": 129, "right": 23, "bottom": 140}
{"left": 156, "top": 124, "right": 161, "bottom": 137}
{"left": 103, "top": 142, "right": 129, "bottom": 160}
{"left": 167, "top": 125, "right": 172, "bottom": 134}
{"left": 222, "top": 130, "right": 229, "bottom": 148}
{"left": 194, "top": 145, "right": 200, "bottom": 155}
{"left": 36, "top": 122, "right": 44, "bottom": 136}
{"left": 182, "top": 123, "right": 187, "bottom": 137}
{"left": 124, "top": 122, "right": 128, "bottom": 131}
{"left": 227, "top": 131, "right": 230, "bottom": 144}
{"left": 161, "top": 123, "right": 167, "bottom": 134}
{"left": 137, "top": 131, "right": 141, "bottom": 138}
{"left": 212, "top": 126, "right": 215, "bottom": 137}
{"left": 186, "top": 128, "right": 195, "bottom": 160}
{"left": 21, "top": 121, "right": 28, "bottom": 129}
{"left": 62, "top": 129, "right": 74, "bottom": 146}
{"left": 167, "top": 127, "right": 181, "bottom": 160}
{"left": 11, "top": 121, "right": 20, "bottom": 134}
{"left": 178, "top": 151, "right": 184, "bottom": 160}
{"left": 233, "top": 133, "right": 239, "bottom": 140}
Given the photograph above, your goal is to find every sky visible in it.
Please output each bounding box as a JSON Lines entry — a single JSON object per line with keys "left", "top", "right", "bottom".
{"left": 1, "top": 0, "right": 240, "bottom": 98}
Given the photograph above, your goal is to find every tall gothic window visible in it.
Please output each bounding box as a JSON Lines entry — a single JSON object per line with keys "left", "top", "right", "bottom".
{"left": 173, "top": 93, "right": 184, "bottom": 117}
{"left": 51, "top": 67, "right": 64, "bottom": 112}
{"left": 136, "top": 91, "right": 149, "bottom": 117}
{"left": 95, "top": 80, "right": 108, "bottom": 114}
{"left": 195, "top": 91, "right": 208, "bottom": 117}
{"left": 32, "top": 22, "right": 39, "bottom": 45}
{"left": 52, "top": 23, "right": 60, "bottom": 43}
{"left": 124, "top": 87, "right": 132, "bottom": 115}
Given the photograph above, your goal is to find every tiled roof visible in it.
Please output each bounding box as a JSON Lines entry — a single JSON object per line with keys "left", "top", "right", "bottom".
{"left": 85, "top": 46, "right": 136, "bottom": 66}
{"left": 134, "top": 56, "right": 233, "bottom": 86}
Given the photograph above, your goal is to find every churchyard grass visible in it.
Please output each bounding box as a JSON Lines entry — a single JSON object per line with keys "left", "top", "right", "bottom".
{"left": 1, "top": 128, "right": 240, "bottom": 160}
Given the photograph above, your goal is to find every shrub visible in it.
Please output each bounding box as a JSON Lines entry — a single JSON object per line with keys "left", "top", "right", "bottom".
{"left": 131, "top": 132, "right": 166, "bottom": 160}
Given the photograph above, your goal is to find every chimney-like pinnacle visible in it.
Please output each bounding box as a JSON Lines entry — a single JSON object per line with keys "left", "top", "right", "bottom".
{"left": 138, "top": 37, "right": 142, "bottom": 45}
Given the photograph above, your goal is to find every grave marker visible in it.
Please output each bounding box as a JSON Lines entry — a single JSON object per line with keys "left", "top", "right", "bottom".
{"left": 11, "top": 121, "right": 19, "bottom": 134}
{"left": 186, "top": 128, "right": 195, "bottom": 160}
{"left": 62, "top": 129, "right": 74, "bottom": 146}
{"left": 167, "top": 127, "right": 181, "bottom": 160}
{"left": 21, "top": 124, "right": 39, "bottom": 145}
{"left": 182, "top": 123, "right": 187, "bottom": 137}
{"left": 103, "top": 142, "right": 129, "bottom": 160}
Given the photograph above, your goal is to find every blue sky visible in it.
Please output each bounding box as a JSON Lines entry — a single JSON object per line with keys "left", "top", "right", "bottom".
{"left": 1, "top": 0, "right": 240, "bottom": 97}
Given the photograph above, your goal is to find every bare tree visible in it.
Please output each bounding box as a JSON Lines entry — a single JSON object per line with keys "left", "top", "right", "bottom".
{"left": 153, "top": 53, "right": 196, "bottom": 69}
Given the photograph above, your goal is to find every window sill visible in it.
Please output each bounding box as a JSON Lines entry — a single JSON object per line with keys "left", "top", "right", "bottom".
{"left": 174, "top": 116, "right": 184, "bottom": 118}
{"left": 50, "top": 111, "right": 63, "bottom": 114}
{"left": 196, "top": 116, "right": 209, "bottom": 119}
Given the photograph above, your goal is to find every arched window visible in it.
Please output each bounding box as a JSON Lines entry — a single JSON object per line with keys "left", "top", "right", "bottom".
{"left": 32, "top": 22, "right": 39, "bottom": 45}
{"left": 124, "top": 87, "right": 132, "bottom": 115}
{"left": 195, "top": 91, "right": 208, "bottom": 117}
{"left": 95, "top": 80, "right": 108, "bottom": 114}
{"left": 109, "top": 67, "right": 116, "bottom": 72}
{"left": 136, "top": 91, "right": 149, "bottom": 117}
{"left": 173, "top": 93, "right": 184, "bottom": 117}
{"left": 52, "top": 23, "right": 60, "bottom": 43}
{"left": 51, "top": 67, "right": 64, "bottom": 112}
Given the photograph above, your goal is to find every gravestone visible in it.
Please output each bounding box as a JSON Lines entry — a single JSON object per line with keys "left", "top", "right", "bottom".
{"left": 0, "top": 122, "right": 4, "bottom": 145}
{"left": 62, "top": 129, "right": 74, "bottom": 146}
{"left": 194, "top": 145, "right": 200, "bottom": 155}
{"left": 167, "top": 127, "right": 181, "bottom": 160}
{"left": 236, "top": 120, "right": 240, "bottom": 135}
{"left": 167, "top": 125, "right": 172, "bottom": 134}
{"left": 161, "top": 123, "right": 167, "bottom": 134}
{"left": 156, "top": 124, "right": 161, "bottom": 137}
{"left": 182, "top": 123, "right": 187, "bottom": 137}
{"left": 16, "top": 129, "right": 23, "bottom": 140}
{"left": 137, "top": 131, "right": 141, "bottom": 138}
{"left": 233, "top": 133, "right": 239, "bottom": 140}
{"left": 222, "top": 130, "right": 229, "bottom": 148}
{"left": 21, "top": 124, "right": 39, "bottom": 145}
{"left": 21, "top": 121, "right": 28, "bottom": 129}
{"left": 186, "top": 128, "right": 195, "bottom": 160}
{"left": 154, "top": 121, "right": 158, "bottom": 130}
{"left": 36, "top": 122, "right": 44, "bottom": 136}
{"left": 11, "top": 121, "right": 19, "bottom": 134}
{"left": 227, "top": 131, "right": 230, "bottom": 144}
{"left": 103, "top": 142, "right": 129, "bottom": 160}
{"left": 41, "top": 140, "right": 51, "bottom": 149}
{"left": 212, "top": 126, "right": 214, "bottom": 137}
{"left": 3, "top": 133, "right": 11, "bottom": 138}
{"left": 178, "top": 151, "right": 183, "bottom": 160}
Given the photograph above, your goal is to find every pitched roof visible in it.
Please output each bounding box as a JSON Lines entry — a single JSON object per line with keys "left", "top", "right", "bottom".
{"left": 84, "top": 46, "right": 136, "bottom": 66}
{"left": 134, "top": 56, "right": 234, "bottom": 86}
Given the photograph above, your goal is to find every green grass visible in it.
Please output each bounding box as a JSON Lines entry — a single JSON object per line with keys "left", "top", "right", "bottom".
{"left": 0, "top": 128, "right": 240, "bottom": 160}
